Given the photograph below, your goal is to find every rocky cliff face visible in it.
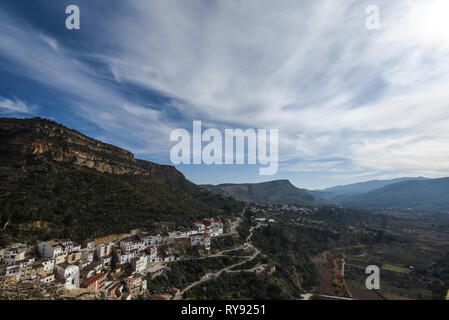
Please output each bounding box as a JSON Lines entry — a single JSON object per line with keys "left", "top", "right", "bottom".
{"left": 0, "top": 117, "right": 185, "bottom": 183}
{"left": 0, "top": 118, "right": 244, "bottom": 245}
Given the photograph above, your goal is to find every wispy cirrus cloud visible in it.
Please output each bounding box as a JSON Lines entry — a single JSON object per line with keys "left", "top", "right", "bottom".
{"left": 97, "top": 0, "right": 449, "bottom": 182}
{"left": 1, "top": 0, "right": 449, "bottom": 188}
{"left": 0, "top": 97, "right": 33, "bottom": 114}
{"left": 0, "top": 7, "right": 176, "bottom": 158}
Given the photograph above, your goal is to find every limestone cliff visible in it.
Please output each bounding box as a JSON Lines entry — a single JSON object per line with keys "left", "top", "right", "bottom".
{"left": 0, "top": 117, "right": 186, "bottom": 186}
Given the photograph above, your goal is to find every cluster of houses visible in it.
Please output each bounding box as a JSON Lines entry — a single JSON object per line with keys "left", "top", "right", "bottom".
{"left": 0, "top": 218, "right": 224, "bottom": 299}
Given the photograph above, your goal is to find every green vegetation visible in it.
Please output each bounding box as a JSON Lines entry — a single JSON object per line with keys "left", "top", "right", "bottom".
{"left": 201, "top": 180, "right": 317, "bottom": 205}
{"left": 184, "top": 272, "right": 288, "bottom": 300}
{"left": 0, "top": 152, "right": 243, "bottom": 246}
{"left": 146, "top": 256, "right": 243, "bottom": 293}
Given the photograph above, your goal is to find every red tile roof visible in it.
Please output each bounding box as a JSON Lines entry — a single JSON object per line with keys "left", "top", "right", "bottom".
{"left": 81, "top": 272, "right": 106, "bottom": 288}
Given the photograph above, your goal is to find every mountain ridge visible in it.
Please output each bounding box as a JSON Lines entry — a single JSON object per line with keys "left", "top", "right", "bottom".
{"left": 0, "top": 117, "right": 243, "bottom": 245}
{"left": 339, "top": 177, "right": 449, "bottom": 212}
{"left": 0, "top": 117, "right": 184, "bottom": 181}
{"left": 201, "top": 179, "right": 320, "bottom": 205}
{"left": 310, "top": 177, "right": 429, "bottom": 201}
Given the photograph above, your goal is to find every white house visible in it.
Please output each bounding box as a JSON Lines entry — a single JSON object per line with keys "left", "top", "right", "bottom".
{"left": 120, "top": 240, "right": 146, "bottom": 253}
{"left": 96, "top": 243, "right": 112, "bottom": 258}
{"left": 60, "top": 241, "right": 81, "bottom": 254}
{"left": 101, "top": 256, "right": 112, "bottom": 268}
{"left": 41, "top": 259, "right": 55, "bottom": 273}
{"left": 141, "top": 234, "right": 163, "bottom": 246}
{"left": 56, "top": 263, "right": 80, "bottom": 289}
{"left": 208, "top": 221, "right": 224, "bottom": 237}
{"left": 5, "top": 265, "right": 20, "bottom": 279}
{"left": 2, "top": 246, "right": 27, "bottom": 265}
{"left": 131, "top": 255, "right": 148, "bottom": 273}
{"left": 146, "top": 246, "right": 158, "bottom": 263}
{"left": 117, "top": 251, "right": 136, "bottom": 265}
{"left": 38, "top": 241, "right": 80, "bottom": 258}
{"left": 40, "top": 273, "right": 55, "bottom": 284}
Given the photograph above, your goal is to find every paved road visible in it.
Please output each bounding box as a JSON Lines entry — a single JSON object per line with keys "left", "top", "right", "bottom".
{"left": 174, "top": 223, "right": 261, "bottom": 300}
{"left": 216, "top": 206, "right": 246, "bottom": 238}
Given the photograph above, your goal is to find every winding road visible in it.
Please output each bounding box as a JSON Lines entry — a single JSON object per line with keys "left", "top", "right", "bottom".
{"left": 174, "top": 222, "right": 261, "bottom": 300}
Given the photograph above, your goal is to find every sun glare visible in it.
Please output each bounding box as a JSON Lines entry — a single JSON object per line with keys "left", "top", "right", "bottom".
{"left": 409, "top": 0, "right": 449, "bottom": 45}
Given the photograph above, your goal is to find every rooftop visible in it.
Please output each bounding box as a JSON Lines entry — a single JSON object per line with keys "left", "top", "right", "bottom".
{"left": 81, "top": 273, "right": 106, "bottom": 288}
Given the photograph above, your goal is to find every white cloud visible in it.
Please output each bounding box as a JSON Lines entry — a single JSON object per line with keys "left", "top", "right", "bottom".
{"left": 100, "top": 0, "right": 449, "bottom": 178}
{"left": 0, "top": 9, "right": 175, "bottom": 156}
{"left": 2, "top": 1, "right": 449, "bottom": 183}
{"left": 0, "top": 98, "right": 32, "bottom": 113}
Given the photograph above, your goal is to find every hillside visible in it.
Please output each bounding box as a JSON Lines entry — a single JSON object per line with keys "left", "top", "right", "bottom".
{"left": 0, "top": 117, "right": 243, "bottom": 246}
{"left": 340, "top": 178, "right": 449, "bottom": 212}
{"left": 201, "top": 180, "right": 318, "bottom": 205}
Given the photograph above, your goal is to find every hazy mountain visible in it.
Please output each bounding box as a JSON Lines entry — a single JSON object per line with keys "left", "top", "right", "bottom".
{"left": 0, "top": 117, "right": 243, "bottom": 245}
{"left": 311, "top": 177, "right": 429, "bottom": 201}
{"left": 201, "top": 180, "right": 319, "bottom": 205}
{"left": 339, "top": 178, "right": 449, "bottom": 212}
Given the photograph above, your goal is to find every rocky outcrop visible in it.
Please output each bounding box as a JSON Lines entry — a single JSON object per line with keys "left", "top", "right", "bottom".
{"left": 0, "top": 117, "right": 185, "bottom": 182}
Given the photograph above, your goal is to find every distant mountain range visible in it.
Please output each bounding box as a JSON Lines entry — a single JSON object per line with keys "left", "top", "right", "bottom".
{"left": 311, "top": 176, "right": 449, "bottom": 212}
{"left": 310, "top": 177, "right": 429, "bottom": 201}
{"left": 336, "top": 178, "right": 449, "bottom": 212}
{"left": 201, "top": 180, "right": 319, "bottom": 205}
{"left": 203, "top": 177, "right": 449, "bottom": 213}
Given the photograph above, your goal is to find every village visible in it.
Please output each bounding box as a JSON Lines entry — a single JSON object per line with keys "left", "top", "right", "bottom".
{"left": 0, "top": 218, "right": 225, "bottom": 300}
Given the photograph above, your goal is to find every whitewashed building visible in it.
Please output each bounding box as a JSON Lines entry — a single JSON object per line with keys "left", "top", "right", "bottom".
{"left": 141, "top": 234, "right": 163, "bottom": 246}
{"left": 41, "top": 259, "right": 55, "bottom": 273}
{"left": 117, "top": 251, "right": 137, "bottom": 265}
{"left": 131, "top": 255, "right": 148, "bottom": 273}
{"left": 2, "top": 246, "right": 27, "bottom": 265}
{"left": 120, "top": 240, "right": 146, "bottom": 253}
{"left": 56, "top": 263, "right": 80, "bottom": 289}
{"left": 96, "top": 243, "right": 112, "bottom": 258}
{"left": 37, "top": 241, "right": 80, "bottom": 258}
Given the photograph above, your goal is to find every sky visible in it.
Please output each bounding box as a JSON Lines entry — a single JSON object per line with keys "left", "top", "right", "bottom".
{"left": 1, "top": 0, "right": 449, "bottom": 189}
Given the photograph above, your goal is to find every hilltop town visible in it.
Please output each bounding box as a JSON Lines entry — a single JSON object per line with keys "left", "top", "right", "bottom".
{"left": 0, "top": 218, "right": 226, "bottom": 300}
